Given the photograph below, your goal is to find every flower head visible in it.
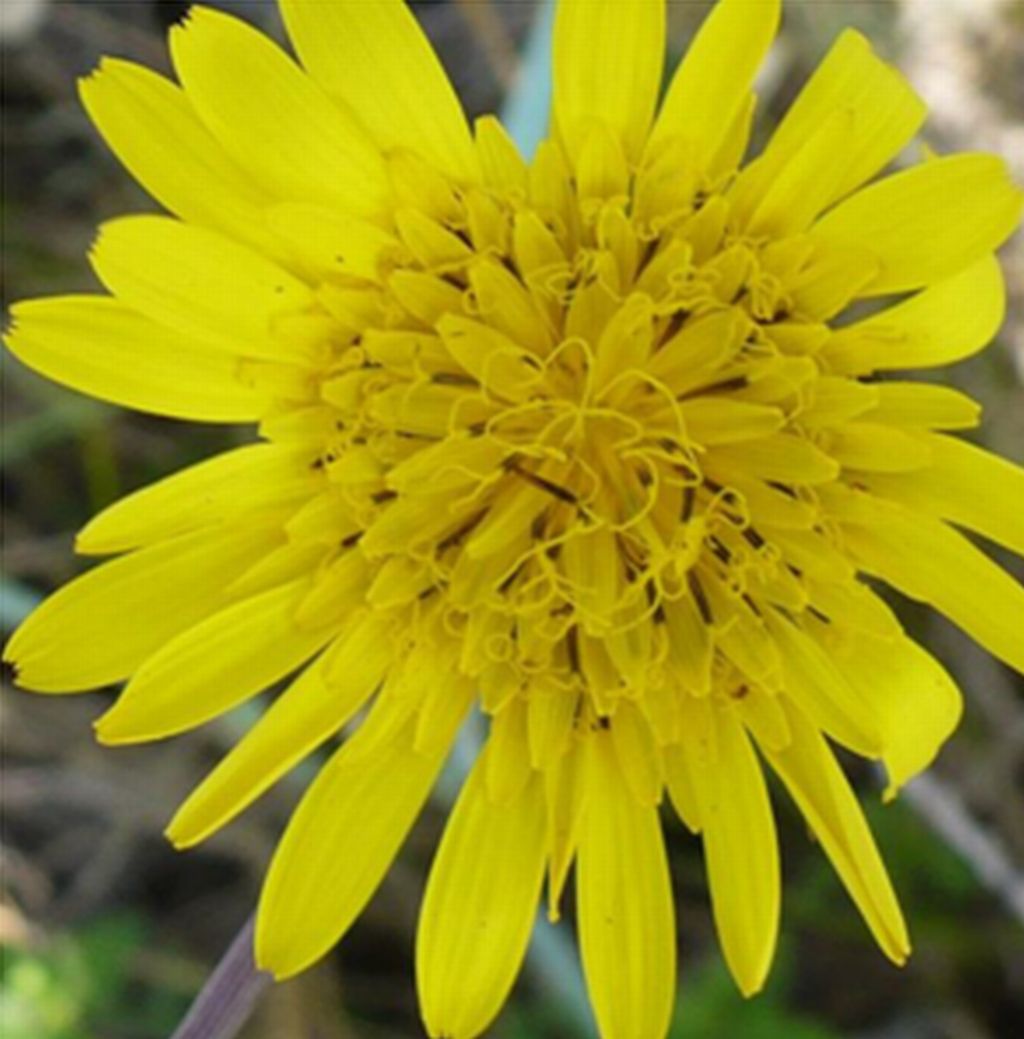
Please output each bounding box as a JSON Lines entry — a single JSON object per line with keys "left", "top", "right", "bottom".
{"left": 5, "top": 1, "right": 1023, "bottom": 1036}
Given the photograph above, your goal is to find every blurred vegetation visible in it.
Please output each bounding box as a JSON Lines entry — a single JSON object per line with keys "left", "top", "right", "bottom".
{"left": 2, "top": 2, "right": 1023, "bottom": 1038}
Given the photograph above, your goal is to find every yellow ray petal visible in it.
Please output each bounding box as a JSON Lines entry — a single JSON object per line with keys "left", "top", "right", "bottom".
{"left": 745, "top": 109, "right": 856, "bottom": 236}
{"left": 486, "top": 697, "right": 534, "bottom": 803}
{"left": 90, "top": 217, "right": 315, "bottom": 362}
{"left": 709, "top": 434, "right": 840, "bottom": 486}
{"left": 256, "top": 718, "right": 449, "bottom": 979}
{"left": 651, "top": 0, "right": 779, "bottom": 170}
{"left": 811, "top": 154, "right": 1023, "bottom": 296}
{"left": 838, "top": 494, "right": 1024, "bottom": 676}
{"left": 864, "top": 383, "right": 980, "bottom": 431}
{"left": 759, "top": 700, "right": 910, "bottom": 964}
{"left": 662, "top": 593, "right": 713, "bottom": 695}
{"left": 554, "top": 0, "right": 665, "bottom": 164}
{"left": 544, "top": 739, "right": 589, "bottom": 920}
{"left": 663, "top": 740, "right": 701, "bottom": 834}
{"left": 526, "top": 682, "right": 577, "bottom": 771}
{"left": 834, "top": 634, "right": 962, "bottom": 801}
{"left": 225, "top": 541, "right": 329, "bottom": 601}
{"left": 166, "top": 613, "right": 395, "bottom": 848}
{"left": 823, "top": 422, "right": 932, "bottom": 473}
{"left": 417, "top": 752, "right": 546, "bottom": 1039}
{"left": 267, "top": 204, "right": 406, "bottom": 283}
{"left": 4, "top": 526, "right": 276, "bottom": 692}
{"left": 788, "top": 244, "right": 880, "bottom": 321}
{"left": 95, "top": 578, "right": 337, "bottom": 743}
{"left": 734, "top": 29, "right": 925, "bottom": 224}
{"left": 822, "top": 255, "right": 1005, "bottom": 374}
{"left": 610, "top": 701, "right": 663, "bottom": 806}
{"left": 5, "top": 296, "right": 265, "bottom": 423}
{"left": 858, "top": 434, "right": 1024, "bottom": 557}
{"left": 476, "top": 116, "right": 528, "bottom": 195}
{"left": 170, "top": 6, "right": 386, "bottom": 216}
{"left": 76, "top": 443, "right": 321, "bottom": 555}
{"left": 78, "top": 58, "right": 279, "bottom": 256}
{"left": 280, "top": 0, "right": 477, "bottom": 184}
{"left": 680, "top": 398, "right": 785, "bottom": 446}
{"left": 694, "top": 708, "right": 779, "bottom": 997}
{"left": 764, "top": 610, "right": 883, "bottom": 757}
{"left": 577, "top": 730, "right": 676, "bottom": 1039}
{"left": 414, "top": 673, "right": 476, "bottom": 757}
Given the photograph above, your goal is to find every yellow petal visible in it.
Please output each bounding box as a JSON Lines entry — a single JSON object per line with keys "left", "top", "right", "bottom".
{"left": 4, "top": 526, "right": 276, "bottom": 692}
{"left": 764, "top": 610, "right": 883, "bottom": 757}
{"left": 5, "top": 296, "right": 265, "bottom": 423}
{"left": 680, "top": 398, "right": 785, "bottom": 446}
{"left": 823, "top": 423, "right": 932, "bottom": 473}
{"left": 577, "top": 730, "right": 676, "bottom": 1039}
{"left": 858, "top": 434, "right": 1024, "bottom": 557}
{"left": 788, "top": 243, "right": 880, "bottom": 320}
{"left": 758, "top": 700, "right": 910, "bottom": 964}
{"left": 733, "top": 688, "right": 792, "bottom": 753}
{"left": 396, "top": 207, "right": 474, "bottom": 270}
{"left": 810, "top": 154, "right": 1023, "bottom": 295}
{"left": 709, "top": 434, "right": 840, "bottom": 486}
{"left": 267, "top": 203, "right": 405, "bottom": 283}
{"left": 822, "top": 255, "right": 1006, "bottom": 374}
{"left": 280, "top": 0, "right": 478, "bottom": 185}
{"left": 77, "top": 59, "right": 281, "bottom": 253}
{"left": 836, "top": 635, "right": 962, "bottom": 801}
{"left": 466, "top": 260, "right": 555, "bottom": 355}
{"left": 95, "top": 578, "right": 336, "bottom": 743}
{"left": 746, "top": 109, "right": 857, "bottom": 236}
{"left": 526, "top": 682, "right": 577, "bottom": 771}
{"left": 437, "top": 314, "right": 544, "bottom": 401}
{"left": 610, "top": 701, "right": 663, "bottom": 806}
{"left": 663, "top": 739, "right": 701, "bottom": 834}
{"left": 544, "top": 739, "right": 589, "bottom": 920}
{"left": 651, "top": 0, "right": 779, "bottom": 170}
{"left": 839, "top": 494, "right": 1024, "bottom": 676}
{"left": 414, "top": 673, "right": 476, "bottom": 757}
{"left": 76, "top": 443, "right": 320, "bottom": 555}
{"left": 170, "top": 6, "right": 386, "bottom": 216}
{"left": 225, "top": 541, "right": 328, "bottom": 601}
{"left": 554, "top": 0, "right": 665, "bottom": 164}
{"left": 696, "top": 708, "right": 779, "bottom": 997}
{"left": 475, "top": 116, "right": 528, "bottom": 195}
{"left": 256, "top": 718, "right": 448, "bottom": 978}
{"left": 417, "top": 756, "right": 546, "bottom": 1039}
{"left": 734, "top": 29, "right": 925, "bottom": 224}
{"left": 661, "top": 593, "right": 713, "bottom": 695}
{"left": 865, "top": 383, "right": 980, "bottom": 431}
{"left": 790, "top": 31, "right": 925, "bottom": 200}
{"left": 486, "top": 697, "right": 534, "bottom": 803}
{"left": 90, "top": 216, "right": 315, "bottom": 362}
{"left": 798, "top": 377, "right": 879, "bottom": 429}
{"left": 166, "top": 613, "right": 395, "bottom": 848}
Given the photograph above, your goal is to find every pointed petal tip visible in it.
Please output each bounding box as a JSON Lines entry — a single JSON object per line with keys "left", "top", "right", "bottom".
{"left": 164, "top": 813, "right": 201, "bottom": 851}
{"left": 727, "top": 943, "right": 777, "bottom": 1000}
{"left": 252, "top": 929, "right": 313, "bottom": 983}
{"left": 93, "top": 707, "right": 150, "bottom": 746}
{"left": 2, "top": 633, "right": 20, "bottom": 667}
{"left": 737, "top": 976, "right": 767, "bottom": 1000}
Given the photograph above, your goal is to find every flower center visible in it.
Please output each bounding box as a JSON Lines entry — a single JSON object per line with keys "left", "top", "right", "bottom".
{"left": 289, "top": 130, "right": 850, "bottom": 714}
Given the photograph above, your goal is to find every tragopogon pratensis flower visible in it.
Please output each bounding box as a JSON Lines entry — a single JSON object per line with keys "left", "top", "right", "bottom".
{"left": 5, "top": 1, "right": 1024, "bottom": 1036}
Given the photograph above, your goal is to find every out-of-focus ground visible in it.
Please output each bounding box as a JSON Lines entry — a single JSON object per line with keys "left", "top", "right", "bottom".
{"left": 2, "top": 2, "right": 1023, "bottom": 1037}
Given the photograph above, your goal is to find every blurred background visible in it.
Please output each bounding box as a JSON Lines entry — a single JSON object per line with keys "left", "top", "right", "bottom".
{"left": 2, "top": 2, "right": 1023, "bottom": 1037}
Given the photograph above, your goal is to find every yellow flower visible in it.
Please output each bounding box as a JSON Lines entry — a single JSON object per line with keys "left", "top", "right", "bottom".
{"left": 5, "top": 1, "right": 1023, "bottom": 1035}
